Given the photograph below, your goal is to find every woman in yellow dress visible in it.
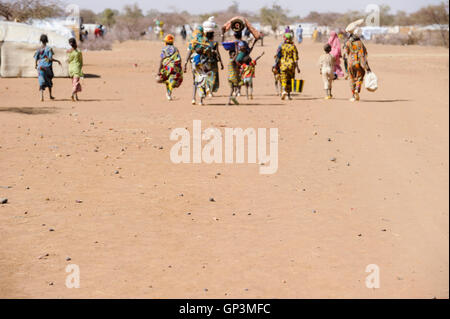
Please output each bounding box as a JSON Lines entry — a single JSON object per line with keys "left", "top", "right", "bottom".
{"left": 275, "top": 33, "right": 300, "bottom": 100}
{"left": 67, "top": 38, "right": 84, "bottom": 102}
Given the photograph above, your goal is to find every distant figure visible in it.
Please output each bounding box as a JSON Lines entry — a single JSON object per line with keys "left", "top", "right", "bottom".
{"left": 319, "top": 43, "right": 335, "bottom": 100}
{"left": 94, "top": 24, "right": 104, "bottom": 38}
{"left": 296, "top": 25, "right": 303, "bottom": 44}
{"left": 34, "top": 34, "right": 61, "bottom": 102}
{"left": 67, "top": 38, "right": 84, "bottom": 102}
{"left": 312, "top": 28, "right": 319, "bottom": 42}
{"left": 244, "top": 28, "right": 251, "bottom": 40}
{"left": 157, "top": 20, "right": 165, "bottom": 40}
{"left": 181, "top": 25, "right": 187, "bottom": 41}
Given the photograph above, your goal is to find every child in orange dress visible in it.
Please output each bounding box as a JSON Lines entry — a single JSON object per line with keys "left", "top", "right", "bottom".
{"left": 239, "top": 52, "right": 264, "bottom": 100}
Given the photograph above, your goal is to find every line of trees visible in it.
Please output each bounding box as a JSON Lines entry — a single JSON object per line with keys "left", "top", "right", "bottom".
{"left": 0, "top": 0, "right": 62, "bottom": 21}
{"left": 1, "top": 0, "right": 448, "bottom": 46}
{"left": 2, "top": 0, "right": 447, "bottom": 29}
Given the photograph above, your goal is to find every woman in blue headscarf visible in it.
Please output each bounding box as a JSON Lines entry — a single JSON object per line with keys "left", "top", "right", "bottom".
{"left": 34, "top": 34, "right": 61, "bottom": 102}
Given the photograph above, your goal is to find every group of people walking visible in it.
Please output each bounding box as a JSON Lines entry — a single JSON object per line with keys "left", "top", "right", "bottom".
{"left": 33, "top": 18, "right": 371, "bottom": 104}
{"left": 319, "top": 19, "right": 371, "bottom": 101}
{"left": 157, "top": 18, "right": 371, "bottom": 104}
{"left": 34, "top": 34, "right": 84, "bottom": 102}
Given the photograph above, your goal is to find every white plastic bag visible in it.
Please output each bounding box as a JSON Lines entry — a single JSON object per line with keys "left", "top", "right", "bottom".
{"left": 365, "top": 71, "right": 378, "bottom": 92}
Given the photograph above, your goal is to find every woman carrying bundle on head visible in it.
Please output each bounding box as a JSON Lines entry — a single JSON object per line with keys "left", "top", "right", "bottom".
{"left": 158, "top": 34, "right": 183, "bottom": 101}
{"left": 275, "top": 33, "right": 300, "bottom": 100}
{"left": 34, "top": 34, "right": 61, "bottom": 102}
{"left": 344, "top": 19, "right": 371, "bottom": 102}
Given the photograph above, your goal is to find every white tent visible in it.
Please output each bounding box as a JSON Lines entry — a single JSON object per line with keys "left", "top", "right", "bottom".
{"left": 0, "top": 21, "right": 71, "bottom": 78}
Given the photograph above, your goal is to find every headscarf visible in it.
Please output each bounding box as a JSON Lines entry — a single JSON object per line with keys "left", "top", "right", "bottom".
{"left": 203, "top": 16, "right": 216, "bottom": 33}
{"left": 327, "top": 31, "right": 341, "bottom": 58}
{"left": 189, "top": 26, "right": 205, "bottom": 50}
{"left": 164, "top": 34, "right": 174, "bottom": 44}
{"left": 284, "top": 32, "right": 293, "bottom": 43}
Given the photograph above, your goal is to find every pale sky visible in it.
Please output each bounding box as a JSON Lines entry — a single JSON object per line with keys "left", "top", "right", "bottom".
{"left": 68, "top": 0, "right": 444, "bottom": 15}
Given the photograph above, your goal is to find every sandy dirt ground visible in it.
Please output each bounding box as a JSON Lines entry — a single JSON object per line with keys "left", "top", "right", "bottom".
{"left": 0, "top": 38, "right": 448, "bottom": 299}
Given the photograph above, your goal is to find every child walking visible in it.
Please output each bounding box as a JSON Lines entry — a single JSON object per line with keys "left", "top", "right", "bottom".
{"left": 239, "top": 51, "right": 264, "bottom": 100}
{"left": 319, "top": 44, "right": 335, "bottom": 100}
{"left": 34, "top": 34, "right": 61, "bottom": 102}
{"left": 227, "top": 50, "right": 240, "bottom": 105}
{"left": 68, "top": 38, "right": 84, "bottom": 101}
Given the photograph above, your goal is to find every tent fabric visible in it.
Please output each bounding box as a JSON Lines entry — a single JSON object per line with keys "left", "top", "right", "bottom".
{"left": 360, "top": 26, "right": 389, "bottom": 40}
{"left": 0, "top": 21, "right": 70, "bottom": 78}
{"left": 29, "top": 19, "right": 76, "bottom": 40}
{"left": 1, "top": 42, "right": 69, "bottom": 78}
{"left": 0, "top": 21, "right": 71, "bottom": 49}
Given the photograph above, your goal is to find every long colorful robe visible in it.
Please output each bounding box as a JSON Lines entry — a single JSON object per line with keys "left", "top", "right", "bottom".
{"left": 205, "top": 40, "right": 220, "bottom": 93}
{"left": 159, "top": 44, "right": 183, "bottom": 94}
{"left": 276, "top": 42, "right": 299, "bottom": 93}
{"left": 344, "top": 37, "right": 369, "bottom": 94}
{"left": 192, "top": 53, "right": 210, "bottom": 98}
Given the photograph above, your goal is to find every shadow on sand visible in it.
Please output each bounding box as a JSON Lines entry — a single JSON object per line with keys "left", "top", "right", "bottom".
{"left": 52, "top": 98, "right": 122, "bottom": 102}
{"left": 362, "top": 99, "right": 411, "bottom": 103}
{"left": 0, "top": 106, "right": 58, "bottom": 115}
{"left": 83, "top": 74, "right": 101, "bottom": 78}
{"left": 206, "top": 102, "right": 284, "bottom": 106}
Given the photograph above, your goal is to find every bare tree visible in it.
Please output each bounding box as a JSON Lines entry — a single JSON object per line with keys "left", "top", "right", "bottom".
{"left": 80, "top": 9, "right": 97, "bottom": 24}
{"left": 411, "top": 1, "right": 449, "bottom": 47}
{"left": 0, "top": 0, "right": 63, "bottom": 22}
{"left": 260, "top": 4, "right": 288, "bottom": 37}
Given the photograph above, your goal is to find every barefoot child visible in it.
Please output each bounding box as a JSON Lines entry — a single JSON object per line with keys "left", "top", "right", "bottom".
{"left": 319, "top": 44, "right": 335, "bottom": 100}
{"left": 34, "top": 34, "right": 61, "bottom": 102}
{"left": 239, "top": 52, "right": 264, "bottom": 100}
{"left": 68, "top": 38, "right": 84, "bottom": 101}
{"left": 272, "top": 58, "right": 281, "bottom": 96}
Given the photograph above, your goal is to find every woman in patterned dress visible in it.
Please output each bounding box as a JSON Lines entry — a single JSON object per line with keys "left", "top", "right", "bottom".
{"left": 158, "top": 34, "right": 183, "bottom": 101}
{"left": 204, "top": 31, "right": 224, "bottom": 97}
{"left": 344, "top": 20, "right": 371, "bottom": 102}
{"left": 275, "top": 33, "right": 300, "bottom": 100}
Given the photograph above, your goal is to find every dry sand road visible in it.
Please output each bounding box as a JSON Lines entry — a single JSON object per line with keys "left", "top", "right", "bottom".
{"left": 0, "top": 38, "right": 448, "bottom": 298}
